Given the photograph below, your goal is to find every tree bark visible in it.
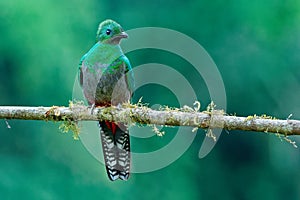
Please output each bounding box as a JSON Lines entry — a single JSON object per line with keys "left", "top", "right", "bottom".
{"left": 0, "top": 105, "right": 299, "bottom": 136}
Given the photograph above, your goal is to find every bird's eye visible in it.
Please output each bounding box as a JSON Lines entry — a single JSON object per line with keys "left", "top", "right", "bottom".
{"left": 106, "top": 29, "right": 112, "bottom": 35}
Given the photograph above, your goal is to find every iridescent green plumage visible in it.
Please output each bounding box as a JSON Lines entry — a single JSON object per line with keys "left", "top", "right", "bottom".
{"left": 79, "top": 19, "right": 133, "bottom": 181}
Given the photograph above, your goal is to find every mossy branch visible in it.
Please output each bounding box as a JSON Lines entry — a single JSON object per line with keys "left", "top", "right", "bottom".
{"left": 0, "top": 103, "right": 300, "bottom": 138}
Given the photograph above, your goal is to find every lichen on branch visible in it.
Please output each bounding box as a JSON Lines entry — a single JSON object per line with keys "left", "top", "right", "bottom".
{"left": 0, "top": 102, "right": 300, "bottom": 141}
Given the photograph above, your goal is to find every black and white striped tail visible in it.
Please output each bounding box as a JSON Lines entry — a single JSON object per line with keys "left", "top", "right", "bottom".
{"left": 100, "top": 122, "right": 130, "bottom": 181}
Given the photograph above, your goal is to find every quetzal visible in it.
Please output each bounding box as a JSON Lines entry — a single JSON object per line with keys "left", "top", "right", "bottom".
{"left": 78, "top": 19, "right": 134, "bottom": 181}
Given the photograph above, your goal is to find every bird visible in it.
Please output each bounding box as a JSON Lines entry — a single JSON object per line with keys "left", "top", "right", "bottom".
{"left": 78, "top": 19, "right": 134, "bottom": 181}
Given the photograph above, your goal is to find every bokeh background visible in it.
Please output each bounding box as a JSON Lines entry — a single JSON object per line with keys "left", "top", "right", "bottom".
{"left": 1, "top": 0, "right": 300, "bottom": 199}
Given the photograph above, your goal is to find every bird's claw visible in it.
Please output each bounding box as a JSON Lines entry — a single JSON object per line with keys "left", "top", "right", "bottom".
{"left": 90, "top": 103, "right": 95, "bottom": 115}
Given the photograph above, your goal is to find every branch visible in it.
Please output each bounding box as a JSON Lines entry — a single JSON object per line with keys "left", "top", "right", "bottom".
{"left": 0, "top": 104, "right": 299, "bottom": 136}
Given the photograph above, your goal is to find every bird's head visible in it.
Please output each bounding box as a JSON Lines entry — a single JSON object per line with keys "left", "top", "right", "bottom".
{"left": 96, "top": 19, "right": 128, "bottom": 45}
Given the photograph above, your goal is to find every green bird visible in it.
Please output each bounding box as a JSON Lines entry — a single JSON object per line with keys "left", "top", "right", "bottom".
{"left": 79, "top": 19, "right": 134, "bottom": 181}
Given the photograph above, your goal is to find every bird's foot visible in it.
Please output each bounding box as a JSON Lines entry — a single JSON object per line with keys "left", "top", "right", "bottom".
{"left": 90, "top": 103, "right": 95, "bottom": 115}
{"left": 116, "top": 103, "right": 122, "bottom": 109}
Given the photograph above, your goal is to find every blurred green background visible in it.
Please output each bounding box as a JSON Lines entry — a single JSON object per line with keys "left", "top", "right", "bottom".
{"left": 1, "top": 0, "right": 300, "bottom": 199}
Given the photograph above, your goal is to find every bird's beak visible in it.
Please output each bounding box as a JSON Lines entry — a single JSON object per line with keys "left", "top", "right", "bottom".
{"left": 119, "top": 31, "right": 128, "bottom": 39}
{"left": 110, "top": 31, "right": 128, "bottom": 44}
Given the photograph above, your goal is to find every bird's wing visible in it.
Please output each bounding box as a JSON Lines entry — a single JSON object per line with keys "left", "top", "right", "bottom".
{"left": 78, "top": 53, "right": 88, "bottom": 87}
{"left": 78, "top": 42, "right": 102, "bottom": 88}
{"left": 120, "top": 55, "right": 134, "bottom": 94}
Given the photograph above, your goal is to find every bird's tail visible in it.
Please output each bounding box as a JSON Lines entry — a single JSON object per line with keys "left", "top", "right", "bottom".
{"left": 99, "top": 121, "right": 130, "bottom": 181}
